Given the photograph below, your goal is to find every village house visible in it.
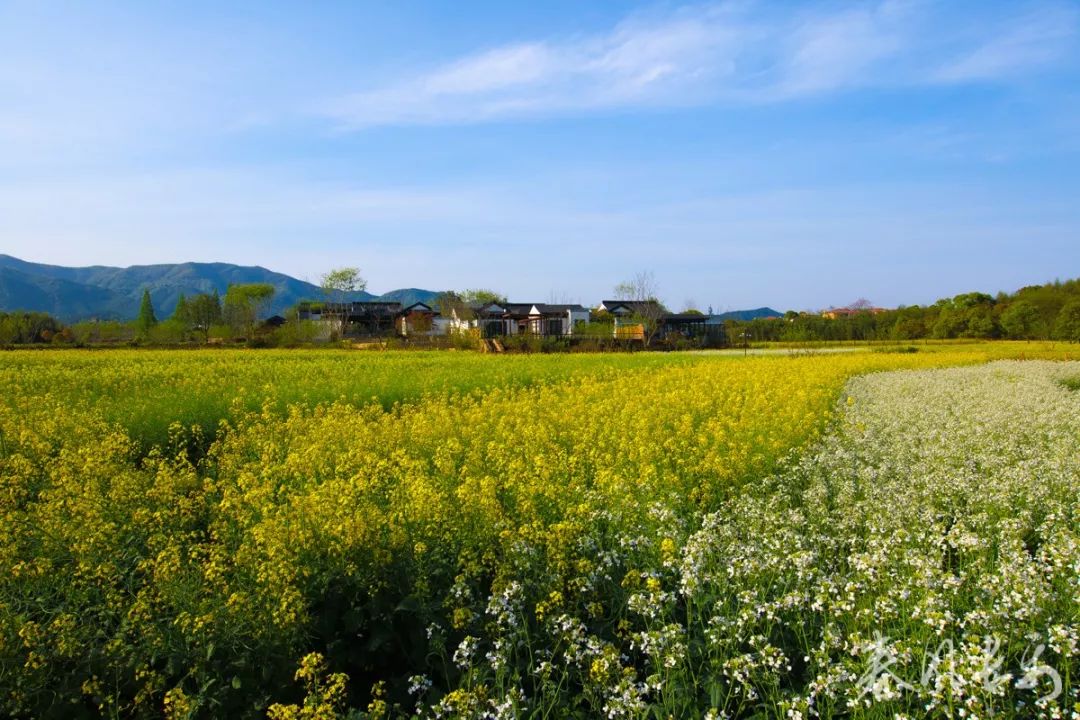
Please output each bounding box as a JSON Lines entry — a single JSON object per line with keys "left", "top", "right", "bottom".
{"left": 298, "top": 299, "right": 593, "bottom": 339}
{"left": 298, "top": 300, "right": 405, "bottom": 335}
{"left": 451, "top": 302, "right": 591, "bottom": 337}
{"left": 398, "top": 302, "right": 452, "bottom": 336}
{"left": 293, "top": 297, "right": 727, "bottom": 345}
{"left": 598, "top": 300, "right": 720, "bottom": 342}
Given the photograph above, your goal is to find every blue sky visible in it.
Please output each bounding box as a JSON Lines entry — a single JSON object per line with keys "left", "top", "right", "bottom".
{"left": 1, "top": 0, "right": 1078, "bottom": 311}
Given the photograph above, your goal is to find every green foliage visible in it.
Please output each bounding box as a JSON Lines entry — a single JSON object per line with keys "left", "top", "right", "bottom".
{"left": 320, "top": 268, "right": 367, "bottom": 337}
{"left": 460, "top": 289, "right": 506, "bottom": 306}
{"left": 320, "top": 267, "right": 366, "bottom": 297}
{"left": 187, "top": 292, "right": 223, "bottom": 342}
{"left": 435, "top": 289, "right": 508, "bottom": 323}
{"left": 891, "top": 315, "right": 926, "bottom": 340}
{"left": 1001, "top": 300, "right": 1042, "bottom": 339}
{"left": 69, "top": 319, "right": 134, "bottom": 345}
{"left": 1054, "top": 299, "right": 1080, "bottom": 342}
{"left": 209, "top": 323, "right": 235, "bottom": 342}
{"left": 574, "top": 320, "right": 616, "bottom": 338}
{"left": 960, "top": 304, "right": 998, "bottom": 338}
{"left": 224, "top": 284, "right": 275, "bottom": 340}
{"left": 135, "top": 289, "right": 158, "bottom": 337}
{"left": 148, "top": 318, "right": 189, "bottom": 344}
{"left": 272, "top": 319, "right": 323, "bottom": 347}
{"left": 950, "top": 291, "right": 994, "bottom": 309}
{"left": 724, "top": 278, "right": 1080, "bottom": 344}
{"left": 0, "top": 311, "right": 61, "bottom": 344}
{"left": 172, "top": 293, "right": 189, "bottom": 324}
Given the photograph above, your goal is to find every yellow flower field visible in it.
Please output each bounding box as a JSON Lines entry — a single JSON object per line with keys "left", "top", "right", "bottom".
{"left": 0, "top": 343, "right": 1074, "bottom": 718}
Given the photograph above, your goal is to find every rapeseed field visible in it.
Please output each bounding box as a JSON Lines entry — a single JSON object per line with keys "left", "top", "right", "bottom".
{"left": 0, "top": 345, "right": 1075, "bottom": 718}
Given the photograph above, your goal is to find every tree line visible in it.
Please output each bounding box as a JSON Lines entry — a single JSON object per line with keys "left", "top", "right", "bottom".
{"left": 723, "top": 279, "right": 1080, "bottom": 344}
{"left": 4, "top": 276, "right": 1080, "bottom": 347}
{"left": 0, "top": 283, "right": 294, "bottom": 346}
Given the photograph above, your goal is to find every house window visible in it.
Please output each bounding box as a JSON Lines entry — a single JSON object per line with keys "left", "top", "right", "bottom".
{"left": 547, "top": 318, "right": 563, "bottom": 336}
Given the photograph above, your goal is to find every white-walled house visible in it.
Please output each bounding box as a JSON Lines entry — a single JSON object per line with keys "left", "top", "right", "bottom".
{"left": 397, "top": 302, "right": 447, "bottom": 336}
{"left": 450, "top": 302, "right": 590, "bottom": 337}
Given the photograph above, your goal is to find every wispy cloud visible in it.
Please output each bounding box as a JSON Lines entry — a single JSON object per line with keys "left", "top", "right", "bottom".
{"left": 324, "top": 5, "right": 745, "bottom": 127}
{"left": 934, "top": 4, "right": 1079, "bottom": 83}
{"left": 767, "top": 3, "right": 909, "bottom": 98}
{"left": 323, "top": 1, "right": 1078, "bottom": 129}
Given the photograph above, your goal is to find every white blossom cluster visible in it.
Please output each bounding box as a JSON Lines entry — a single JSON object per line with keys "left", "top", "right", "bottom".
{"left": 678, "top": 360, "right": 1080, "bottom": 716}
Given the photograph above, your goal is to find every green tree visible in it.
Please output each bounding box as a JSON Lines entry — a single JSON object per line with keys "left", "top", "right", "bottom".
{"left": 461, "top": 289, "right": 507, "bottom": 306}
{"left": 171, "top": 294, "right": 191, "bottom": 338}
{"left": 1054, "top": 299, "right": 1080, "bottom": 342}
{"left": 0, "top": 312, "right": 61, "bottom": 344}
{"left": 952, "top": 292, "right": 995, "bottom": 309}
{"left": 223, "top": 284, "right": 275, "bottom": 340}
{"left": 931, "top": 307, "right": 965, "bottom": 339}
{"left": 892, "top": 316, "right": 925, "bottom": 340}
{"left": 320, "top": 267, "right": 367, "bottom": 337}
{"left": 962, "top": 305, "right": 998, "bottom": 338}
{"left": 149, "top": 319, "right": 187, "bottom": 344}
{"left": 1000, "top": 300, "right": 1041, "bottom": 340}
{"left": 434, "top": 291, "right": 465, "bottom": 319}
{"left": 436, "top": 289, "right": 507, "bottom": 324}
{"left": 187, "top": 292, "right": 223, "bottom": 342}
{"left": 173, "top": 294, "right": 189, "bottom": 322}
{"left": 135, "top": 289, "right": 158, "bottom": 337}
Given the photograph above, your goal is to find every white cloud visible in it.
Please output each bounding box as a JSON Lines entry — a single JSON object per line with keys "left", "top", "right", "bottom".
{"left": 325, "top": 5, "right": 745, "bottom": 127}
{"left": 769, "top": 4, "right": 908, "bottom": 98}
{"left": 322, "top": 1, "right": 1077, "bottom": 129}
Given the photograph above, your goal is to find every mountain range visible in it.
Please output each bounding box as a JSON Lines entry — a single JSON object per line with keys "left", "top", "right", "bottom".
{"left": 0, "top": 255, "right": 442, "bottom": 322}
{"left": 0, "top": 255, "right": 784, "bottom": 323}
{"left": 711, "top": 307, "right": 782, "bottom": 321}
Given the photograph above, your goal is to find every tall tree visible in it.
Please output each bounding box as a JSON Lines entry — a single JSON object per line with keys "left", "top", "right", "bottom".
{"left": 171, "top": 294, "right": 190, "bottom": 336}
{"left": 135, "top": 289, "right": 157, "bottom": 337}
{"left": 172, "top": 294, "right": 188, "bottom": 322}
{"left": 187, "top": 293, "right": 223, "bottom": 342}
{"left": 614, "top": 271, "right": 667, "bottom": 346}
{"left": 320, "top": 267, "right": 367, "bottom": 337}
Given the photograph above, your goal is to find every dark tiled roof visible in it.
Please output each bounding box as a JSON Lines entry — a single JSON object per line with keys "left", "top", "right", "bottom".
{"left": 662, "top": 313, "right": 708, "bottom": 323}
{"left": 532, "top": 303, "right": 589, "bottom": 314}
{"left": 601, "top": 300, "right": 664, "bottom": 313}
{"left": 474, "top": 302, "right": 589, "bottom": 317}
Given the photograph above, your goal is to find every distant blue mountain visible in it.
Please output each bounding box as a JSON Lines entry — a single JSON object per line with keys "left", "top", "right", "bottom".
{"left": 376, "top": 288, "right": 442, "bottom": 308}
{"left": 712, "top": 307, "right": 783, "bottom": 321}
{"left": 0, "top": 266, "right": 131, "bottom": 320}
{"left": 0, "top": 255, "right": 441, "bottom": 322}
